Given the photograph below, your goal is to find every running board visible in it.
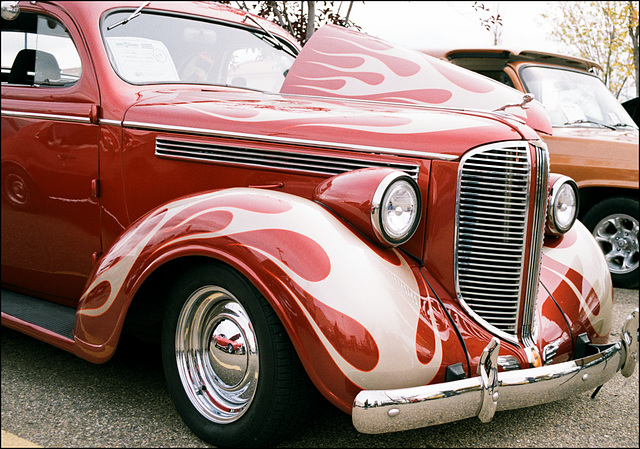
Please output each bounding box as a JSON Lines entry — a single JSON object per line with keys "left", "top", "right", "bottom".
{"left": 1, "top": 289, "right": 76, "bottom": 340}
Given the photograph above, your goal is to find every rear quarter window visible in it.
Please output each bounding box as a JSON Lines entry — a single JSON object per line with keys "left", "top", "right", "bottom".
{"left": 1, "top": 12, "right": 81, "bottom": 86}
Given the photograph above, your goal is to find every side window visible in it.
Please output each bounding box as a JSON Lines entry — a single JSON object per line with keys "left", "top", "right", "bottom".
{"left": 1, "top": 12, "right": 81, "bottom": 86}
{"left": 226, "top": 47, "right": 293, "bottom": 92}
{"left": 500, "top": 72, "right": 515, "bottom": 88}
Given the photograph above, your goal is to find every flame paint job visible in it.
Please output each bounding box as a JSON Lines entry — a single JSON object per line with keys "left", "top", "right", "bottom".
{"left": 70, "top": 182, "right": 613, "bottom": 410}
{"left": 281, "top": 25, "right": 552, "bottom": 135}
{"left": 122, "top": 89, "right": 528, "bottom": 159}
{"left": 540, "top": 221, "right": 613, "bottom": 345}
{"left": 73, "top": 188, "right": 467, "bottom": 411}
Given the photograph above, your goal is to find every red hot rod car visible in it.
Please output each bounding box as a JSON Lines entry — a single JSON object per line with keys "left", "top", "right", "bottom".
{"left": 1, "top": 2, "right": 638, "bottom": 448}
{"left": 213, "top": 333, "right": 244, "bottom": 354}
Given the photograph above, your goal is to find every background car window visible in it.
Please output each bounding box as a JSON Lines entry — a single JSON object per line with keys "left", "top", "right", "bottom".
{"left": 1, "top": 12, "right": 81, "bottom": 86}
{"left": 227, "top": 47, "right": 293, "bottom": 92}
{"left": 520, "top": 66, "right": 636, "bottom": 128}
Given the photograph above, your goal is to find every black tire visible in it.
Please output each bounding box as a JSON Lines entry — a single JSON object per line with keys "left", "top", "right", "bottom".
{"left": 161, "top": 262, "right": 315, "bottom": 448}
{"left": 582, "top": 197, "right": 639, "bottom": 289}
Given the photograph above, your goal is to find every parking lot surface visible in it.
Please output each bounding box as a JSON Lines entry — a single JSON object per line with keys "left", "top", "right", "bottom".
{"left": 1, "top": 288, "right": 638, "bottom": 448}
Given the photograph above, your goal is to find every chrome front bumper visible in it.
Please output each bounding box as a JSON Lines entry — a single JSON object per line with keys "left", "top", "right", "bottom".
{"left": 352, "top": 309, "right": 638, "bottom": 434}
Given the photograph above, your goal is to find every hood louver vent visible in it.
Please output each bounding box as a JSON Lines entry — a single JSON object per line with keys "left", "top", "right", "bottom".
{"left": 155, "top": 138, "right": 420, "bottom": 180}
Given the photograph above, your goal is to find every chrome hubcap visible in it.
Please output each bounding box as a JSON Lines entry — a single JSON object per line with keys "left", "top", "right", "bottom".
{"left": 175, "top": 286, "right": 259, "bottom": 423}
{"left": 593, "top": 213, "right": 639, "bottom": 275}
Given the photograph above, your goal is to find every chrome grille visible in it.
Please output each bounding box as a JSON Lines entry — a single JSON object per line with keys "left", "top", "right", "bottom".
{"left": 155, "top": 138, "right": 420, "bottom": 181}
{"left": 455, "top": 142, "right": 532, "bottom": 341}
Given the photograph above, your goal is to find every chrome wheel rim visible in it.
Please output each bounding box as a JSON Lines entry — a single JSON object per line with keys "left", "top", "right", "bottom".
{"left": 175, "top": 286, "right": 259, "bottom": 423}
{"left": 593, "top": 213, "right": 639, "bottom": 275}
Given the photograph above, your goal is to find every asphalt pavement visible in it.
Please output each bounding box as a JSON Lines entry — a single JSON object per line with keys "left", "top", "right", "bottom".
{"left": 1, "top": 288, "right": 638, "bottom": 448}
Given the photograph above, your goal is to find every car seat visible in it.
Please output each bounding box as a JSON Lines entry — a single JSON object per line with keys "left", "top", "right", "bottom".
{"left": 8, "top": 49, "right": 61, "bottom": 85}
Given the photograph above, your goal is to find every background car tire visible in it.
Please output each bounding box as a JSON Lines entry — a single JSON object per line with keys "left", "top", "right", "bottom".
{"left": 582, "top": 197, "right": 639, "bottom": 289}
{"left": 161, "top": 261, "right": 315, "bottom": 448}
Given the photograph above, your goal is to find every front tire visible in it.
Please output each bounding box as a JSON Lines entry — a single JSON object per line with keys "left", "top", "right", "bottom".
{"left": 582, "top": 197, "right": 639, "bottom": 289}
{"left": 161, "top": 262, "right": 314, "bottom": 447}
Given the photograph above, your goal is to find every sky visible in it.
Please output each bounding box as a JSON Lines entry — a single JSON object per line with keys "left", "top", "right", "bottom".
{"left": 350, "top": 1, "right": 563, "bottom": 53}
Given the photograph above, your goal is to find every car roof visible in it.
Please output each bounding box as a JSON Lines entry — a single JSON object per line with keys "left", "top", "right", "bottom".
{"left": 47, "top": 1, "right": 299, "bottom": 49}
{"left": 422, "top": 48, "right": 602, "bottom": 73}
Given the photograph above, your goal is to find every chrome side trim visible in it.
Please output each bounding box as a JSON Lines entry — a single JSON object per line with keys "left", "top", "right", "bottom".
{"left": 125, "top": 120, "right": 459, "bottom": 161}
{"left": 98, "top": 119, "right": 122, "bottom": 126}
{"left": 155, "top": 137, "right": 421, "bottom": 181}
{"left": 352, "top": 309, "right": 638, "bottom": 434}
{"left": 1, "top": 109, "right": 91, "bottom": 124}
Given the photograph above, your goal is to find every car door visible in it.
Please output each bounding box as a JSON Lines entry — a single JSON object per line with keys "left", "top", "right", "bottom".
{"left": 1, "top": 7, "right": 101, "bottom": 303}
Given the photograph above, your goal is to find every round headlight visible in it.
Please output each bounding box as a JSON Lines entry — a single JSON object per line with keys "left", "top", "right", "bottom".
{"left": 547, "top": 176, "right": 579, "bottom": 235}
{"left": 372, "top": 173, "right": 421, "bottom": 246}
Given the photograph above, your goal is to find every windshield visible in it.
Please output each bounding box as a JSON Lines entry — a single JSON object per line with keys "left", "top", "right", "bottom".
{"left": 520, "top": 66, "right": 637, "bottom": 129}
{"left": 101, "top": 10, "right": 297, "bottom": 92}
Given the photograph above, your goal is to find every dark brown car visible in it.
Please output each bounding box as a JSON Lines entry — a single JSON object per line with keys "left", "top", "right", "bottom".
{"left": 424, "top": 48, "right": 639, "bottom": 288}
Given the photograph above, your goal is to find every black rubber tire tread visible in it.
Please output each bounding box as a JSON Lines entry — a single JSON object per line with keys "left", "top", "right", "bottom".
{"left": 581, "top": 197, "right": 639, "bottom": 289}
{"left": 161, "top": 261, "right": 316, "bottom": 448}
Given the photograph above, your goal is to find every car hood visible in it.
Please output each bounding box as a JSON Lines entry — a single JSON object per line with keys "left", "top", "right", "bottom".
{"left": 122, "top": 88, "right": 537, "bottom": 160}
{"left": 550, "top": 126, "right": 639, "bottom": 169}
{"left": 544, "top": 126, "right": 639, "bottom": 188}
{"left": 280, "top": 25, "right": 552, "bottom": 135}
{"left": 552, "top": 126, "right": 639, "bottom": 143}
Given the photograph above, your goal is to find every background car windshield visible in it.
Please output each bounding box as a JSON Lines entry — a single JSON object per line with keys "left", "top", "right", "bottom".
{"left": 521, "top": 66, "right": 637, "bottom": 129}
{"left": 102, "top": 10, "right": 296, "bottom": 92}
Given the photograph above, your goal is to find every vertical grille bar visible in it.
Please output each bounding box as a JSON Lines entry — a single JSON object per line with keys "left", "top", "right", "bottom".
{"left": 520, "top": 143, "right": 549, "bottom": 346}
{"left": 455, "top": 142, "right": 536, "bottom": 344}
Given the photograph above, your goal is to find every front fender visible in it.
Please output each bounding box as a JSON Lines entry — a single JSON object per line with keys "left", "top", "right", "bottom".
{"left": 73, "top": 188, "right": 465, "bottom": 412}
{"left": 537, "top": 220, "right": 613, "bottom": 364}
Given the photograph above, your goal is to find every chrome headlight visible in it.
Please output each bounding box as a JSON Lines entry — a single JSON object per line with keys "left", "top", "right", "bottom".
{"left": 546, "top": 175, "right": 579, "bottom": 235}
{"left": 313, "top": 168, "right": 422, "bottom": 248}
{"left": 372, "top": 172, "right": 421, "bottom": 246}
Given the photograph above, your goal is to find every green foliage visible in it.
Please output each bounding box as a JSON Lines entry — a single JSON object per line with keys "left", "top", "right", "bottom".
{"left": 542, "top": 1, "right": 639, "bottom": 99}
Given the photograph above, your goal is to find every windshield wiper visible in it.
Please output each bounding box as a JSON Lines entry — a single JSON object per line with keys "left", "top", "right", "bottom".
{"left": 107, "top": 2, "right": 150, "bottom": 31}
{"left": 611, "top": 123, "right": 638, "bottom": 129}
{"left": 563, "top": 119, "right": 616, "bottom": 130}
{"left": 242, "top": 14, "right": 297, "bottom": 58}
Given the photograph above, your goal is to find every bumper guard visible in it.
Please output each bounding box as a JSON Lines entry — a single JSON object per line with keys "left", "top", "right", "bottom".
{"left": 353, "top": 309, "right": 638, "bottom": 434}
